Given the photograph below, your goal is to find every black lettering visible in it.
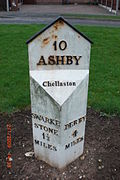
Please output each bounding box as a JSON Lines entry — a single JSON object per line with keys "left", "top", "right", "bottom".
{"left": 82, "top": 116, "right": 86, "bottom": 121}
{"left": 48, "top": 127, "right": 53, "bottom": 134}
{"left": 73, "top": 56, "right": 81, "bottom": 65}
{"left": 40, "top": 141, "right": 42, "bottom": 146}
{"left": 54, "top": 129, "right": 58, "bottom": 136}
{"left": 48, "top": 56, "right": 55, "bottom": 65}
{"left": 59, "top": 40, "right": 67, "bottom": 51}
{"left": 49, "top": 118, "right": 55, "bottom": 125}
{"left": 39, "top": 115, "right": 44, "bottom": 121}
{"left": 48, "top": 144, "right": 52, "bottom": 150}
{"left": 65, "top": 143, "right": 70, "bottom": 149}
{"left": 56, "top": 120, "right": 61, "bottom": 127}
{"left": 32, "top": 113, "right": 60, "bottom": 127}
{"left": 64, "top": 123, "right": 72, "bottom": 130}
{"left": 56, "top": 56, "right": 65, "bottom": 65}
{"left": 37, "top": 56, "right": 47, "bottom": 65}
{"left": 48, "top": 81, "right": 51, "bottom": 87}
{"left": 32, "top": 113, "right": 37, "bottom": 119}
{"left": 35, "top": 139, "right": 39, "bottom": 145}
{"left": 43, "top": 142, "right": 48, "bottom": 148}
{"left": 42, "top": 133, "right": 45, "bottom": 139}
{"left": 73, "top": 82, "right": 76, "bottom": 86}
{"left": 53, "top": 41, "right": 57, "bottom": 51}
{"left": 71, "top": 140, "right": 77, "bottom": 146}
{"left": 73, "top": 120, "right": 78, "bottom": 126}
{"left": 66, "top": 56, "right": 73, "bottom": 65}
{"left": 39, "top": 124, "right": 43, "bottom": 130}
{"left": 63, "top": 82, "right": 66, "bottom": 86}
{"left": 77, "top": 137, "right": 83, "bottom": 143}
{"left": 78, "top": 117, "right": 82, "bottom": 124}
{"left": 60, "top": 82, "right": 63, "bottom": 86}
{"left": 53, "top": 146, "right": 57, "bottom": 151}
{"left": 44, "top": 117, "right": 49, "bottom": 123}
{"left": 44, "top": 126, "right": 48, "bottom": 132}
{"left": 34, "top": 123, "right": 39, "bottom": 128}
{"left": 52, "top": 82, "right": 55, "bottom": 86}
{"left": 43, "top": 81, "right": 47, "bottom": 87}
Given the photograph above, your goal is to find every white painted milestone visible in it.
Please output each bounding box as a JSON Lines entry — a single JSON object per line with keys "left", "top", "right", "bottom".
{"left": 27, "top": 17, "right": 92, "bottom": 169}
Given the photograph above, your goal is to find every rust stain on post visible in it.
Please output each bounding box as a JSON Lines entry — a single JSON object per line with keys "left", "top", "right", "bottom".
{"left": 52, "top": 35, "right": 58, "bottom": 39}
{"left": 43, "top": 37, "right": 50, "bottom": 45}
{"left": 53, "top": 20, "right": 64, "bottom": 30}
{"left": 41, "top": 37, "right": 50, "bottom": 48}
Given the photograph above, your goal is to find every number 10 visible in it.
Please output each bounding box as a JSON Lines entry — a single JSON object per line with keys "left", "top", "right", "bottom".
{"left": 53, "top": 40, "right": 67, "bottom": 51}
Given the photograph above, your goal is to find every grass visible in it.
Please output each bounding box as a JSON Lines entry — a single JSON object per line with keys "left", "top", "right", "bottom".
{"left": 62, "top": 14, "right": 120, "bottom": 20}
{"left": 0, "top": 24, "right": 120, "bottom": 115}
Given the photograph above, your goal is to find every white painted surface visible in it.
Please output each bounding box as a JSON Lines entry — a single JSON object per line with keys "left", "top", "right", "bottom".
{"left": 30, "top": 70, "right": 89, "bottom": 106}
{"left": 30, "top": 70, "right": 88, "bottom": 168}
{"left": 6, "top": 0, "right": 9, "bottom": 12}
{"left": 28, "top": 18, "right": 91, "bottom": 169}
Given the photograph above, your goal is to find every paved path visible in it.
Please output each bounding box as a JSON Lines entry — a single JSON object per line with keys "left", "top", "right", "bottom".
{"left": 19, "top": 4, "right": 113, "bottom": 15}
{"left": 0, "top": 16, "right": 120, "bottom": 27}
{"left": 0, "top": 5, "right": 113, "bottom": 15}
{"left": 0, "top": 5, "right": 120, "bottom": 26}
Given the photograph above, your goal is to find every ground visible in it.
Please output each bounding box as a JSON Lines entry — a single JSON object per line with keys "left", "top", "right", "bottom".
{"left": 0, "top": 108, "right": 119, "bottom": 180}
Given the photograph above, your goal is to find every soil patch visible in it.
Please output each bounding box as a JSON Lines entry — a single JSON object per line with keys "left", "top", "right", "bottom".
{"left": 0, "top": 108, "right": 120, "bottom": 180}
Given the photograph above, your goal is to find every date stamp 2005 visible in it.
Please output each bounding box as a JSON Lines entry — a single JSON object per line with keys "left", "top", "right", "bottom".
{"left": 6, "top": 124, "right": 12, "bottom": 169}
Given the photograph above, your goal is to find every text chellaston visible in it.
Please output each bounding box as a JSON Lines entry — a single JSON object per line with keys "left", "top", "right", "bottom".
{"left": 37, "top": 55, "right": 82, "bottom": 66}
{"left": 43, "top": 81, "right": 76, "bottom": 87}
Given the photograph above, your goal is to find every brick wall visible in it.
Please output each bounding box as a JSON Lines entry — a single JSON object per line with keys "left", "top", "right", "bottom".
{"left": 98, "top": 0, "right": 120, "bottom": 10}
{"left": 23, "top": 0, "right": 93, "bottom": 4}
{"left": 23, "top": 0, "right": 36, "bottom": 4}
{"left": 0, "top": 0, "right": 6, "bottom": 10}
{"left": 65, "top": 0, "right": 92, "bottom": 4}
{"left": 36, "top": 0, "right": 62, "bottom": 4}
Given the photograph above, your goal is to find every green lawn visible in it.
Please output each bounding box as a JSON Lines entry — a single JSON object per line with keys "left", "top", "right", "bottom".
{"left": 0, "top": 25, "right": 120, "bottom": 115}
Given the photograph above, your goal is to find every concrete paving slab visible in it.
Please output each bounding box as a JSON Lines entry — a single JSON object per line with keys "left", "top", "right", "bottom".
{"left": 19, "top": 5, "right": 112, "bottom": 15}
{"left": 0, "top": 4, "right": 116, "bottom": 17}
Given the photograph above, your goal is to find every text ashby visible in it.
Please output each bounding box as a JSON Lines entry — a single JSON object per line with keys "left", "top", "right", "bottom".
{"left": 37, "top": 55, "right": 82, "bottom": 66}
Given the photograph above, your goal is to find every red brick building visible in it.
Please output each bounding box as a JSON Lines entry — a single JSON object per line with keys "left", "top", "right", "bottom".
{"left": 98, "top": 0, "right": 120, "bottom": 12}
{"left": 23, "top": 0, "right": 92, "bottom": 4}
{"left": 1, "top": 0, "right": 119, "bottom": 12}
{"left": 23, "top": 0, "right": 120, "bottom": 11}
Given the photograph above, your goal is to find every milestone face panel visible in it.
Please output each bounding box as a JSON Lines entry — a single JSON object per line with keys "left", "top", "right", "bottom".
{"left": 28, "top": 18, "right": 91, "bottom": 71}
{"left": 27, "top": 17, "right": 92, "bottom": 169}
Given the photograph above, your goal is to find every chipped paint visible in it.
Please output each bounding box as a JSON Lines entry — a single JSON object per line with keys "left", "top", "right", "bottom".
{"left": 42, "top": 37, "right": 50, "bottom": 47}
{"left": 53, "top": 20, "right": 64, "bottom": 30}
{"left": 52, "top": 35, "right": 58, "bottom": 39}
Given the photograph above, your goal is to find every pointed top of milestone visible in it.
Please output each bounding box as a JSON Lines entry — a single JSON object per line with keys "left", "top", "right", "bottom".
{"left": 26, "top": 16, "right": 93, "bottom": 44}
